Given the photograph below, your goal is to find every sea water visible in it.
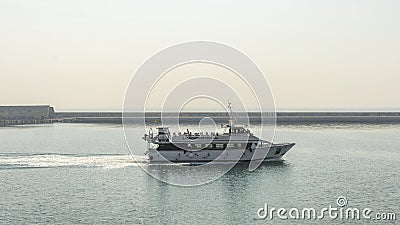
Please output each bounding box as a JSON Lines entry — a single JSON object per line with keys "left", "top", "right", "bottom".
{"left": 0, "top": 123, "right": 399, "bottom": 224}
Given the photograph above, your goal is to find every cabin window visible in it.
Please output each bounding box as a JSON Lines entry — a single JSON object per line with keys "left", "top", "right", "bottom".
{"left": 227, "top": 143, "right": 235, "bottom": 148}
{"left": 215, "top": 144, "right": 224, "bottom": 149}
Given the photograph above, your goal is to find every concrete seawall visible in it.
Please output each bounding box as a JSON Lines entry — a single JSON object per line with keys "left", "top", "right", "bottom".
{"left": 54, "top": 112, "right": 400, "bottom": 124}
{"left": 3, "top": 111, "right": 400, "bottom": 126}
{"left": 2, "top": 106, "right": 400, "bottom": 126}
{"left": 0, "top": 105, "right": 55, "bottom": 126}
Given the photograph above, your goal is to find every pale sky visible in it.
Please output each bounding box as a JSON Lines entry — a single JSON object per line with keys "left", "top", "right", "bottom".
{"left": 0, "top": 0, "right": 399, "bottom": 111}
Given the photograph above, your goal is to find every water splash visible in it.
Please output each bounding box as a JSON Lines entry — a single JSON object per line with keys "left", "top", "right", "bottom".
{"left": 0, "top": 153, "right": 147, "bottom": 169}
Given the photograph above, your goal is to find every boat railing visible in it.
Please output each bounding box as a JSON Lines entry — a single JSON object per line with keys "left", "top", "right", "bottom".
{"left": 172, "top": 132, "right": 220, "bottom": 139}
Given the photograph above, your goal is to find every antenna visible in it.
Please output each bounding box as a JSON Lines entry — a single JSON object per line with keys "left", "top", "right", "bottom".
{"left": 227, "top": 100, "right": 235, "bottom": 127}
{"left": 227, "top": 100, "right": 233, "bottom": 118}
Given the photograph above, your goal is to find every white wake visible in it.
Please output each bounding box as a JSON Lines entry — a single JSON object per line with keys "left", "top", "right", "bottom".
{"left": 0, "top": 153, "right": 148, "bottom": 169}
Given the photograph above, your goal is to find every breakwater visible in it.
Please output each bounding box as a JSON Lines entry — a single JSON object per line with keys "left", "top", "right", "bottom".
{"left": 53, "top": 112, "right": 400, "bottom": 124}
{"left": 3, "top": 110, "right": 400, "bottom": 126}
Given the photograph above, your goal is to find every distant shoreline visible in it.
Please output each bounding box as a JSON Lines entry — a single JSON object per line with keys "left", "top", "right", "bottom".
{"left": 3, "top": 110, "right": 400, "bottom": 126}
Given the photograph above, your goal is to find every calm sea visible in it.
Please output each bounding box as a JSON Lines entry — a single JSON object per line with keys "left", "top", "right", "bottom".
{"left": 0, "top": 123, "right": 399, "bottom": 224}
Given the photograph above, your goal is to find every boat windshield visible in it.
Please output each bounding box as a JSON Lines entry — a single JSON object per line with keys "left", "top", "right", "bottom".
{"left": 258, "top": 140, "right": 272, "bottom": 147}
{"left": 225, "top": 126, "right": 250, "bottom": 134}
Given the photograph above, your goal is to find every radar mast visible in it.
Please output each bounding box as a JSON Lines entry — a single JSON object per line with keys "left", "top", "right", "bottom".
{"left": 227, "top": 100, "right": 235, "bottom": 127}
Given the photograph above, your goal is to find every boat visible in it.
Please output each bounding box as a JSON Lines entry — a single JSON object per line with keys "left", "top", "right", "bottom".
{"left": 142, "top": 103, "right": 295, "bottom": 164}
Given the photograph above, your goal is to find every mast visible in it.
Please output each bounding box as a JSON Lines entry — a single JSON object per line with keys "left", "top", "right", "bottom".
{"left": 227, "top": 100, "right": 235, "bottom": 127}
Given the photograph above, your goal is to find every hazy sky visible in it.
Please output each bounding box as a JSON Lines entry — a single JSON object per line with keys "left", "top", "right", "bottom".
{"left": 0, "top": 0, "right": 399, "bottom": 111}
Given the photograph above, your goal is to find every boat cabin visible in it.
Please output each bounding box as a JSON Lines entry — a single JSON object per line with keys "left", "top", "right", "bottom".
{"left": 157, "top": 127, "right": 170, "bottom": 142}
{"left": 225, "top": 125, "right": 250, "bottom": 135}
